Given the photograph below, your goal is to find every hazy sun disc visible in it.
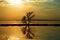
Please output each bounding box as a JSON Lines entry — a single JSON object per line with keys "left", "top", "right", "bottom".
{"left": 7, "top": 0, "right": 23, "bottom": 5}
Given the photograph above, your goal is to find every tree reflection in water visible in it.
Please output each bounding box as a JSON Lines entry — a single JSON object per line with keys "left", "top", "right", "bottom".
{"left": 21, "top": 11, "right": 35, "bottom": 39}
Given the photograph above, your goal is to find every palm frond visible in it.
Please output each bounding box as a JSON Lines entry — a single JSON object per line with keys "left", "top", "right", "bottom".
{"left": 21, "top": 11, "right": 35, "bottom": 39}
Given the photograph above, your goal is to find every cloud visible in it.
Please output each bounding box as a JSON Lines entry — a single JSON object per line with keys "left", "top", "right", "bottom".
{"left": 54, "top": 0, "right": 60, "bottom": 2}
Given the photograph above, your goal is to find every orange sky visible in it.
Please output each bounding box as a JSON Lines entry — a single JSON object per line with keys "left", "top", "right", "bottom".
{"left": 0, "top": 0, "right": 60, "bottom": 21}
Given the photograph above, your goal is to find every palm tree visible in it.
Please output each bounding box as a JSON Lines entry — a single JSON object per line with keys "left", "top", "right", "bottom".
{"left": 21, "top": 16, "right": 27, "bottom": 34}
{"left": 21, "top": 11, "right": 35, "bottom": 39}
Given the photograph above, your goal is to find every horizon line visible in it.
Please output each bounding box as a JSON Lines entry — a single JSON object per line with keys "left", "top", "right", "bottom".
{"left": 0, "top": 24, "right": 60, "bottom": 26}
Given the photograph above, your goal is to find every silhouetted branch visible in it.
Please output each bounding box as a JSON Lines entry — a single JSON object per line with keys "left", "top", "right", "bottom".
{"left": 21, "top": 11, "right": 35, "bottom": 39}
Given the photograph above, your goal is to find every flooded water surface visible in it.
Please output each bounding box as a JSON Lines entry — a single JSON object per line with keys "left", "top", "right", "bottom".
{"left": 0, "top": 21, "right": 60, "bottom": 40}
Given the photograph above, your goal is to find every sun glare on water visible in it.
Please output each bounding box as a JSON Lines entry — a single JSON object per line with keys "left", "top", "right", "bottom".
{"left": 8, "top": 36, "right": 20, "bottom": 40}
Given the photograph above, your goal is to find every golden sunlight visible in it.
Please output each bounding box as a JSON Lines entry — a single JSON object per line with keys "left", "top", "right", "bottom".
{"left": 8, "top": 36, "right": 20, "bottom": 40}
{"left": 7, "top": 0, "right": 23, "bottom": 5}
{"left": 26, "top": 0, "right": 48, "bottom": 2}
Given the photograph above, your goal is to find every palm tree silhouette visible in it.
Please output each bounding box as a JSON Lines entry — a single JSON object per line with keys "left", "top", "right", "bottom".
{"left": 21, "top": 11, "right": 35, "bottom": 39}
{"left": 21, "top": 16, "right": 27, "bottom": 34}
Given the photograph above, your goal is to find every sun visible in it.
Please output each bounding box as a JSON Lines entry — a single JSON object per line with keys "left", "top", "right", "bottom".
{"left": 7, "top": 0, "right": 23, "bottom": 5}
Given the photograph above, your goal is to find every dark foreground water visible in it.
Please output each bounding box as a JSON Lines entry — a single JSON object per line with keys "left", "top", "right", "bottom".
{"left": 0, "top": 21, "right": 60, "bottom": 40}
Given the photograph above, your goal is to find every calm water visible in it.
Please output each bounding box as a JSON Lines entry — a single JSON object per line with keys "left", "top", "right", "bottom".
{"left": 0, "top": 21, "right": 60, "bottom": 40}
{"left": 0, "top": 21, "right": 60, "bottom": 24}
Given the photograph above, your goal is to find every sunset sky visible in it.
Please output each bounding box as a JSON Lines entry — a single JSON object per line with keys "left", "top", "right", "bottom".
{"left": 0, "top": 0, "right": 60, "bottom": 40}
{"left": 0, "top": 0, "right": 60, "bottom": 21}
